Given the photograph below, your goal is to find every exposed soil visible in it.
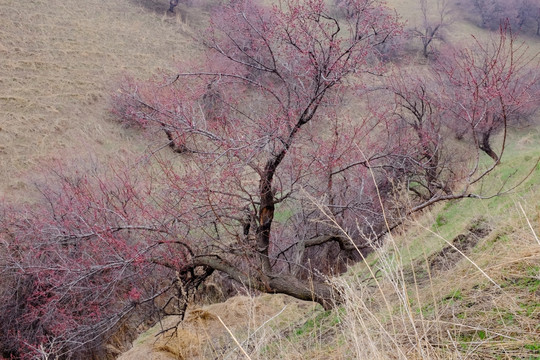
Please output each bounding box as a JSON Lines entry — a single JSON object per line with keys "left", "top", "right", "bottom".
{"left": 428, "top": 218, "right": 491, "bottom": 273}
{"left": 404, "top": 218, "right": 492, "bottom": 285}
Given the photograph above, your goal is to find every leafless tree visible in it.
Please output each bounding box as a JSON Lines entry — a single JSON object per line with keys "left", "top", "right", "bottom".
{"left": 413, "top": 0, "right": 452, "bottom": 57}
{"left": 168, "top": 0, "right": 179, "bottom": 13}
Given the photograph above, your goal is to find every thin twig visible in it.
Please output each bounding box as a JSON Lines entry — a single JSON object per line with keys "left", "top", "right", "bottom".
{"left": 518, "top": 202, "right": 540, "bottom": 246}
{"left": 224, "top": 305, "right": 288, "bottom": 360}
{"left": 217, "top": 316, "right": 252, "bottom": 360}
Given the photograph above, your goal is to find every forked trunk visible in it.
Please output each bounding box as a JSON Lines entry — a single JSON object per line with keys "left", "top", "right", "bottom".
{"left": 479, "top": 131, "right": 499, "bottom": 162}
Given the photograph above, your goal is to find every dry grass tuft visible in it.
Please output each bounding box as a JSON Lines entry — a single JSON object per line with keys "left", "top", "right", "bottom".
{"left": 119, "top": 294, "right": 316, "bottom": 360}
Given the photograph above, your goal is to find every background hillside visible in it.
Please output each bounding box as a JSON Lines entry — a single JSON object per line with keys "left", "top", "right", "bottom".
{"left": 0, "top": 0, "right": 202, "bottom": 201}
{"left": 1, "top": 0, "right": 539, "bottom": 359}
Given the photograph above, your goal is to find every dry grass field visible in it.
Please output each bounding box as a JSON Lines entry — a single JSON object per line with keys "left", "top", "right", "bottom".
{"left": 0, "top": 0, "right": 206, "bottom": 200}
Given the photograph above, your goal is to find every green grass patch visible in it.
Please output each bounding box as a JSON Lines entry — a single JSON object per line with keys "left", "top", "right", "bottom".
{"left": 273, "top": 203, "right": 295, "bottom": 223}
{"left": 415, "top": 303, "right": 435, "bottom": 317}
{"left": 524, "top": 343, "right": 540, "bottom": 353}
{"left": 291, "top": 308, "right": 343, "bottom": 338}
{"left": 501, "top": 265, "right": 540, "bottom": 293}
{"left": 514, "top": 277, "right": 540, "bottom": 293}
{"left": 457, "top": 330, "right": 489, "bottom": 349}
{"left": 443, "top": 289, "right": 464, "bottom": 303}
{"left": 520, "top": 302, "right": 540, "bottom": 317}
{"left": 495, "top": 310, "right": 516, "bottom": 326}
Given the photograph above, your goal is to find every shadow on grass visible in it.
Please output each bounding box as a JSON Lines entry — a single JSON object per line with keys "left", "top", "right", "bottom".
{"left": 126, "top": 0, "right": 196, "bottom": 23}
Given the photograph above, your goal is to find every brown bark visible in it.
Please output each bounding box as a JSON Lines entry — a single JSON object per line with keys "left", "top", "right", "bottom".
{"left": 479, "top": 131, "right": 499, "bottom": 162}
{"left": 168, "top": 0, "right": 179, "bottom": 13}
{"left": 193, "top": 255, "right": 337, "bottom": 309}
{"left": 256, "top": 161, "right": 276, "bottom": 278}
{"left": 304, "top": 234, "right": 369, "bottom": 252}
{"left": 268, "top": 276, "right": 336, "bottom": 310}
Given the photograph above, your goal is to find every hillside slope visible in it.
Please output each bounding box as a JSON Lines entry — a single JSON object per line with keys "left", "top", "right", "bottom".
{"left": 1, "top": 0, "right": 539, "bottom": 358}
{"left": 0, "top": 0, "right": 202, "bottom": 200}
{"left": 121, "top": 131, "right": 540, "bottom": 359}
